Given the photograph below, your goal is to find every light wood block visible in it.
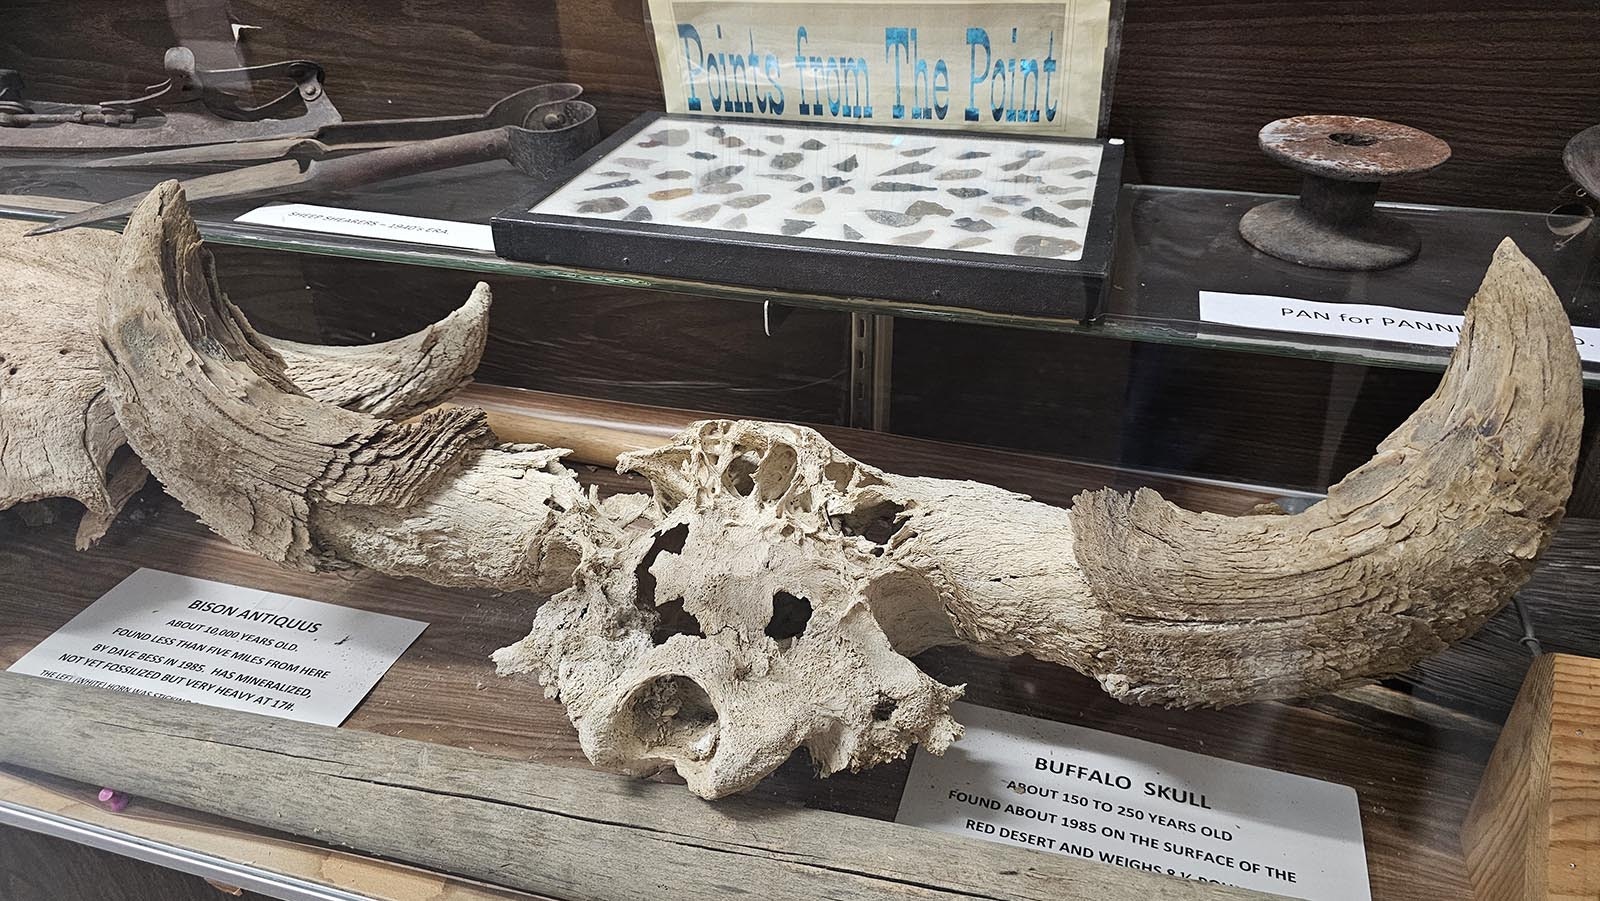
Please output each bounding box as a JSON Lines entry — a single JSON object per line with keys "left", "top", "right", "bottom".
{"left": 1463, "top": 654, "right": 1600, "bottom": 900}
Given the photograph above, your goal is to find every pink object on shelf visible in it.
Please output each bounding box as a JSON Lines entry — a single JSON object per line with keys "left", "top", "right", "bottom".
{"left": 96, "top": 788, "right": 129, "bottom": 812}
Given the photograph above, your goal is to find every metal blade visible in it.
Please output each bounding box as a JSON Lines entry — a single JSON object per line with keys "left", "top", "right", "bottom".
{"left": 27, "top": 159, "right": 313, "bottom": 235}
{"left": 80, "top": 137, "right": 320, "bottom": 169}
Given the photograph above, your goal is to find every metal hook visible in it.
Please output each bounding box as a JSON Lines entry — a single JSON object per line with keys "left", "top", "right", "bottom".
{"left": 1513, "top": 594, "right": 1544, "bottom": 658}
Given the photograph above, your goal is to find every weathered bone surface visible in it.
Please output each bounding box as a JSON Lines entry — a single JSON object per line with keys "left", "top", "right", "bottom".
{"left": 1067, "top": 237, "right": 1580, "bottom": 704}
{"left": 0, "top": 221, "right": 127, "bottom": 528}
{"left": 94, "top": 182, "right": 1582, "bottom": 800}
{"left": 97, "top": 183, "right": 614, "bottom": 590}
{"left": 493, "top": 421, "right": 970, "bottom": 797}
{"left": 497, "top": 237, "right": 1581, "bottom": 796}
{"left": 0, "top": 217, "right": 492, "bottom": 546}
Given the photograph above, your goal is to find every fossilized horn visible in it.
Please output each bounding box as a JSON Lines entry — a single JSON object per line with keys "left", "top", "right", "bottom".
{"left": 0, "top": 216, "right": 493, "bottom": 547}
{"left": 266, "top": 284, "right": 490, "bottom": 421}
{"left": 97, "top": 182, "right": 615, "bottom": 591}
{"left": 101, "top": 181, "right": 1581, "bottom": 799}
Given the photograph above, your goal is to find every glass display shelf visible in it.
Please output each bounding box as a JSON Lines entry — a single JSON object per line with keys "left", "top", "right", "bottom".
{"left": 2, "top": 155, "right": 1596, "bottom": 384}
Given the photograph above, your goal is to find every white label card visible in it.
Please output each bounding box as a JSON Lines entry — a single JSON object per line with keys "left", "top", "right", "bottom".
{"left": 8, "top": 568, "right": 427, "bottom": 727}
{"left": 897, "top": 702, "right": 1370, "bottom": 901}
{"left": 235, "top": 203, "right": 495, "bottom": 252}
{"left": 1199, "top": 290, "right": 1600, "bottom": 363}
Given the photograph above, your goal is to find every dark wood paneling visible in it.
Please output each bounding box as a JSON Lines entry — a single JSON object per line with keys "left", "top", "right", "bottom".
{"left": 211, "top": 247, "right": 852, "bottom": 424}
{"left": 6, "top": 0, "right": 1593, "bottom": 210}
{"left": 1109, "top": 1, "right": 1600, "bottom": 212}
{"left": 890, "top": 321, "right": 1137, "bottom": 469}
{"left": 891, "top": 320, "right": 1449, "bottom": 492}
{"left": 0, "top": 0, "right": 661, "bottom": 136}
{"left": 6, "top": 0, "right": 1597, "bottom": 486}
{"left": 896, "top": 321, "right": 1600, "bottom": 495}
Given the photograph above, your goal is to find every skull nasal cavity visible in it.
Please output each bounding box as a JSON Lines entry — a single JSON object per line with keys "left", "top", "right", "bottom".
{"left": 766, "top": 591, "right": 812, "bottom": 644}
{"left": 622, "top": 674, "right": 719, "bottom": 760}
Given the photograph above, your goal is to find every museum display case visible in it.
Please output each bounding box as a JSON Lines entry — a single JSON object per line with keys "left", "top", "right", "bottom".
{"left": 2, "top": 3, "right": 1599, "bottom": 900}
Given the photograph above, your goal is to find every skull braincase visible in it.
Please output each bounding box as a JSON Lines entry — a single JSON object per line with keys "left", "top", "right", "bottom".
{"left": 496, "top": 420, "right": 965, "bottom": 799}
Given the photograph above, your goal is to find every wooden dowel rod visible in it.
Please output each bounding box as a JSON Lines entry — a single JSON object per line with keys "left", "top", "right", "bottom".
{"left": 0, "top": 672, "right": 1271, "bottom": 901}
{"left": 454, "top": 383, "right": 696, "bottom": 467}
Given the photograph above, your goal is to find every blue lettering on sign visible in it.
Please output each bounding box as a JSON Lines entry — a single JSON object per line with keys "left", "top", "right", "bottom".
{"left": 678, "top": 24, "right": 704, "bottom": 111}
{"left": 886, "top": 27, "right": 910, "bottom": 119}
{"left": 794, "top": 26, "right": 815, "bottom": 115}
{"left": 887, "top": 27, "right": 944, "bottom": 121}
{"left": 1043, "top": 32, "right": 1059, "bottom": 122}
{"left": 764, "top": 50, "right": 785, "bottom": 114}
{"left": 669, "top": 17, "right": 1062, "bottom": 125}
{"left": 964, "top": 27, "right": 990, "bottom": 122}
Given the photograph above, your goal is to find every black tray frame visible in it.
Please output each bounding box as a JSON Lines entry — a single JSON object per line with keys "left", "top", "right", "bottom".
{"left": 492, "top": 111, "right": 1123, "bottom": 322}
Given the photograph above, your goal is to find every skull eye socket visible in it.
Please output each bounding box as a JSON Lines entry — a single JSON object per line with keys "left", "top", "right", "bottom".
{"left": 633, "top": 524, "right": 704, "bottom": 645}
{"left": 723, "top": 452, "right": 759, "bottom": 495}
{"left": 635, "top": 523, "right": 690, "bottom": 609}
{"left": 835, "top": 499, "right": 908, "bottom": 546}
{"left": 766, "top": 591, "right": 812, "bottom": 647}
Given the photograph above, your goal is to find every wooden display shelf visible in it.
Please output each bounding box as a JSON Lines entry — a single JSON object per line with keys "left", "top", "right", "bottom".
{"left": 1, "top": 396, "right": 1597, "bottom": 900}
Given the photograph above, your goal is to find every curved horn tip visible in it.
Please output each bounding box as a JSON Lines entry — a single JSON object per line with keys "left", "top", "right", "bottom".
{"left": 266, "top": 279, "right": 494, "bottom": 419}
{"left": 1063, "top": 242, "right": 1583, "bottom": 707}
{"left": 100, "top": 179, "right": 492, "bottom": 568}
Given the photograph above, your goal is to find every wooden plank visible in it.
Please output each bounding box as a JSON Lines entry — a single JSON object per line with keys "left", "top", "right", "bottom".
{"left": 1462, "top": 654, "right": 1600, "bottom": 900}
{"left": 0, "top": 671, "right": 1275, "bottom": 901}
{"left": 1546, "top": 657, "right": 1600, "bottom": 898}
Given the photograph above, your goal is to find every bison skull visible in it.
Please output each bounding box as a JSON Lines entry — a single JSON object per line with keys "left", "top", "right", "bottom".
{"left": 494, "top": 421, "right": 968, "bottom": 797}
